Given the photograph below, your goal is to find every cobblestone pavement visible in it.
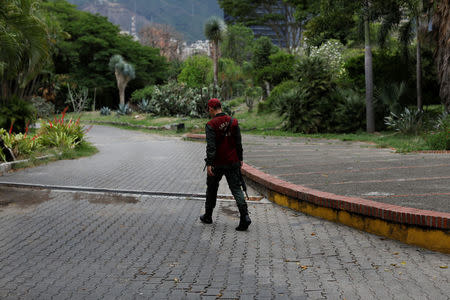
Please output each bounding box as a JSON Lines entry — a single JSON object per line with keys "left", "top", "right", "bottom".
{"left": 0, "top": 187, "right": 449, "bottom": 300}
{"left": 242, "top": 135, "right": 450, "bottom": 213}
{"left": 0, "top": 125, "right": 257, "bottom": 197}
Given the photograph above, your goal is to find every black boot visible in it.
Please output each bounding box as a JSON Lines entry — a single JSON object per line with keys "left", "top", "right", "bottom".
{"left": 235, "top": 205, "right": 251, "bottom": 231}
{"left": 200, "top": 207, "right": 213, "bottom": 224}
{"left": 199, "top": 214, "right": 213, "bottom": 224}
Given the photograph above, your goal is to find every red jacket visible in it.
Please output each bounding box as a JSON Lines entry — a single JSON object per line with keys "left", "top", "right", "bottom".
{"left": 205, "top": 113, "right": 243, "bottom": 167}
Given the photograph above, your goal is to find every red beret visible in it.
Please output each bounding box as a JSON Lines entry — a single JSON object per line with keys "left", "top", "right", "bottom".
{"left": 207, "top": 98, "right": 221, "bottom": 108}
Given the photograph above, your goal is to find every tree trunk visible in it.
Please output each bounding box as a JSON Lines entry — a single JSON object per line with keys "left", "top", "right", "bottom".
{"left": 416, "top": 17, "right": 423, "bottom": 111}
{"left": 213, "top": 41, "right": 218, "bottom": 88}
{"left": 115, "top": 70, "right": 127, "bottom": 106}
{"left": 364, "top": 11, "right": 375, "bottom": 133}
{"left": 432, "top": 0, "right": 450, "bottom": 113}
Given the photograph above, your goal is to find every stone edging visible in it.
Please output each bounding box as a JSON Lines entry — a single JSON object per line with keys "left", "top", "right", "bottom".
{"left": 83, "top": 120, "right": 183, "bottom": 131}
{"left": 185, "top": 133, "right": 450, "bottom": 253}
{"left": 0, "top": 154, "right": 56, "bottom": 176}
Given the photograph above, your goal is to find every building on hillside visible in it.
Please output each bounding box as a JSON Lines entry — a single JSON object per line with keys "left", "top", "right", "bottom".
{"left": 182, "top": 40, "right": 211, "bottom": 59}
{"left": 223, "top": 1, "right": 300, "bottom": 49}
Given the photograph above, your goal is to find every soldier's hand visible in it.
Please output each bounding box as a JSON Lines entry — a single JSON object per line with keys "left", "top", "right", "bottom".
{"left": 207, "top": 166, "right": 214, "bottom": 177}
{"left": 240, "top": 161, "right": 243, "bottom": 168}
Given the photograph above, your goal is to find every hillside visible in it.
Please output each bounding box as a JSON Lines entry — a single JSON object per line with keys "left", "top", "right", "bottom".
{"left": 66, "top": 0, "right": 223, "bottom": 42}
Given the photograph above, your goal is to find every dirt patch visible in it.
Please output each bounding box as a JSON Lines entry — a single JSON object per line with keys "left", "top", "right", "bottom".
{"left": 221, "top": 205, "right": 239, "bottom": 217}
{"left": 0, "top": 186, "right": 51, "bottom": 208}
{"left": 73, "top": 192, "right": 139, "bottom": 205}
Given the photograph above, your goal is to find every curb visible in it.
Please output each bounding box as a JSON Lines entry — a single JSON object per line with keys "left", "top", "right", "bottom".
{"left": 185, "top": 133, "right": 450, "bottom": 253}
{"left": 0, "top": 154, "right": 55, "bottom": 176}
{"left": 83, "top": 120, "right": 184, "bottom": 131}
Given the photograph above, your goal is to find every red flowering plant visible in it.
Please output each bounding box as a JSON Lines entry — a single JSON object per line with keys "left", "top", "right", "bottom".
{"left": 0, "top": 121, "right": 42, "bottom": 161}
{"left": 1, "top": 107, "right": 92, "bottom": 162}
{"left": 38, "top": 107, "right": 92, "bottom": 149}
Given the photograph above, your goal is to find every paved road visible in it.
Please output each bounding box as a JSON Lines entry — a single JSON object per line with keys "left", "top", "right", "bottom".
{"left": 0, "top": 125, "right": 449, "bottom": 299}
{"left": 0, "top": 187, "right": 449, "bottom": 299}
{"left": 242, "top": 135, "right": 450, "bottom": 213}
{"left": 0, "top": 125, "right": 258, "bottom": 197}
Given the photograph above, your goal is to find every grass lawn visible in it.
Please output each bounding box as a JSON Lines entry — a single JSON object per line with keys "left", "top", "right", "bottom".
{"left": 64, "top": 103, "right": 441, "bottom": 153}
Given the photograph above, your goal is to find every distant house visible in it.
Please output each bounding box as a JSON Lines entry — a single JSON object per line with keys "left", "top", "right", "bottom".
{"left": 223, "top": 1, "right": 300, "bottom": 50}
{"left": 182, "top": 40, "right": 211, "bottom": 59}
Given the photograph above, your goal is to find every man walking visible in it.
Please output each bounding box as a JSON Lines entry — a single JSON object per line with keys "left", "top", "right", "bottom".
{"left": 200, "top": 98, "right": 252, "bottom": 231}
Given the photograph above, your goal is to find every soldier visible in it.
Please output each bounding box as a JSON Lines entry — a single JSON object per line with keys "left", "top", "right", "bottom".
{"left": 200, "top": 98, "right": 252, "bottom": 231}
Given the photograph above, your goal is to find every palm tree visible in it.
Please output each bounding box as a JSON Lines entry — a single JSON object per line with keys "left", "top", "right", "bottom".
{"left": 204, "top": 16, "right": 227, "bottom": 89}
{"left": 0, "top": 0, "right": 51, "bottom": 100}
{"left": 378, "top": 0, "right": 430, "bottom": 111}
{"left": 109, "top": 55, "right": 136, "bottom": 106}
{"left": 432, "top": 0, "right": 449, "bottom": 113}
{"left": 363, "top": 0, "right": 375, "bottom": 133}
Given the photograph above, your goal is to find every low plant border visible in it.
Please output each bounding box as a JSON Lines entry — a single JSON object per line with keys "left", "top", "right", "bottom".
{"left": 0, "top": 154, "right": 56, "bottom": 175}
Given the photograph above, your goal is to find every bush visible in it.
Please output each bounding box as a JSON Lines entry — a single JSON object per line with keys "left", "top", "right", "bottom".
{"left": 276, "top": 56, "right": 337, "bottom": 133}
{"left": 0, "top": 96, "right": 37, "bottom": 133}
{"left": 244, "top": 86, "right": 263, "bottom": 112}
{"left": 100, "top": 107, "right": 111, "bottom": 116}
{"left": 426, "top": 131, "right": 450, "bottom": 150}
{"left": 137, "top": 99, "right": 152, "bottom": 113}
{"left": 334, "top": 89, "right": 366, "bottom": 133}
{"left": 117, "top": 103, "right": 132, "bottom": 116}
{"left": 261, "top": 80, "right": 297, "bottom": 112}
{"left": 141, "top": 82, "right": 221, "bottom": 118}
{"left": 178, "top": 55, "right": 212, "bottom": 88}
{"left": 309, "top": 39, "right": 345, "bottom": 78}
{"left": 131, "top": 85, "right": 155, "bottom": 103}
{"left": 39, "top": 108, "right": 86, "bottom": 149}
{"left": 384, "top": 107, "right": 424, "bottom": 135}
{"left": 31, "top": 97, "right": 55, "bottom": 119}
{"left": 0, "top": 129, "right": 42, "bottom": 161}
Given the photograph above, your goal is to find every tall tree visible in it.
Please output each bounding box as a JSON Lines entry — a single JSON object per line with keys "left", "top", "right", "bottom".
{"left": 0, "top": 0, "right": 52, "bottom": 101}
{"left": 363, "top": 0, "right": 375, "bottom": 133}
{"left": 432, "top": 0, "right": 450, "bottom": 112}
{"left": 220, "top": 24, "right": 254, "bottom": 65}
{"left": 204, "top": 16, "right": 227, "bottom": 89}
{"left": 109, "top": 55, "right": 135, "bottom": 106}
{"left": 219, "top": 0, "right": 306, "bottom": 52}
{"left": 378, "top": 0, "right": 430, "bottom": 111}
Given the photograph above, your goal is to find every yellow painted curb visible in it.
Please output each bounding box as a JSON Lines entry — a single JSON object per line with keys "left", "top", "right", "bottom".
{"left": 270, "top": 191, "right": 450, "bottom": 254}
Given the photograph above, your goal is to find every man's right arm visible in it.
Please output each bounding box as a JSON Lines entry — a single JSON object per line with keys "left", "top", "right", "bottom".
{"left": 205, "top": 124, "right": 216, "bottom": 166}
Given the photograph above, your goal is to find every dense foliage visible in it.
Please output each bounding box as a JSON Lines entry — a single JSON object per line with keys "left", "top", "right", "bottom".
{"left": 42, "top": 0, "right": 167, "bottom": 109}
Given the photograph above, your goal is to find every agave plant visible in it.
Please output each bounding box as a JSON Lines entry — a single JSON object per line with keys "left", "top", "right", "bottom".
{"left": 100, "top": 107, "right": 111, "bottom": 116}
{"left": 116, "top": 103, "right": 131, "bottom": 116}
{"left": 137, "top": 99, "right": 152, "bottom": 113}
{"left": 384, "top": 107, "right": 424, "bottom": 135}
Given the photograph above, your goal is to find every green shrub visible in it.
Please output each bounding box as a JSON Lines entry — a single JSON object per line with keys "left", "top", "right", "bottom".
{"left": 334, "top": 89, "right": 366, "bottom": 133}
{"left": 244, "top": 86, "right": 263, "bottom": 112}
{"left": 31, "top": 97, "right": 55, "bottom": 119}
{"left": 261, "top": 80, "right": 297, "bottom": 112}
{"left": 117, "top": 103, "right": 132, "bottom": 116}
{"left": 275, "top": 56, "right": 337, "bottom": 133}
{"left": 0, "top": 129, "right": 42, "bottom": 161}
{"left": 100, "top": 107, "right": 111, "bottom": 116}
{"left": 426, "top": 131, "right": 450, "bottom": 150}
{"left": 178, "top": 55, "right": 213, "bottom": 88}
{"left": 145, "top": 82, "right": 220, "bottom": 118}
{"left": 384, "top": 107, "right": 424, "bottom": 135}
{"left": 227, "top": 97, "right": 245, "bottom": 108}
{"left": 137, "top": 99, "right": 152, "bottom": 113}
{"left": 131, "top": 85, "right": 155, "bottom": 103}
{"left": 39, "top": 109, "right": 85, "bottom": 149}
{"left": 0, "top": 96, "right": 37, "bottom": 133}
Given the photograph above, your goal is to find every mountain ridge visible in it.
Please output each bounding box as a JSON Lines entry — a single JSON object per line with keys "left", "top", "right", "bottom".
{"left": 66, "top": 0, "right": 223, "bottom": 42}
